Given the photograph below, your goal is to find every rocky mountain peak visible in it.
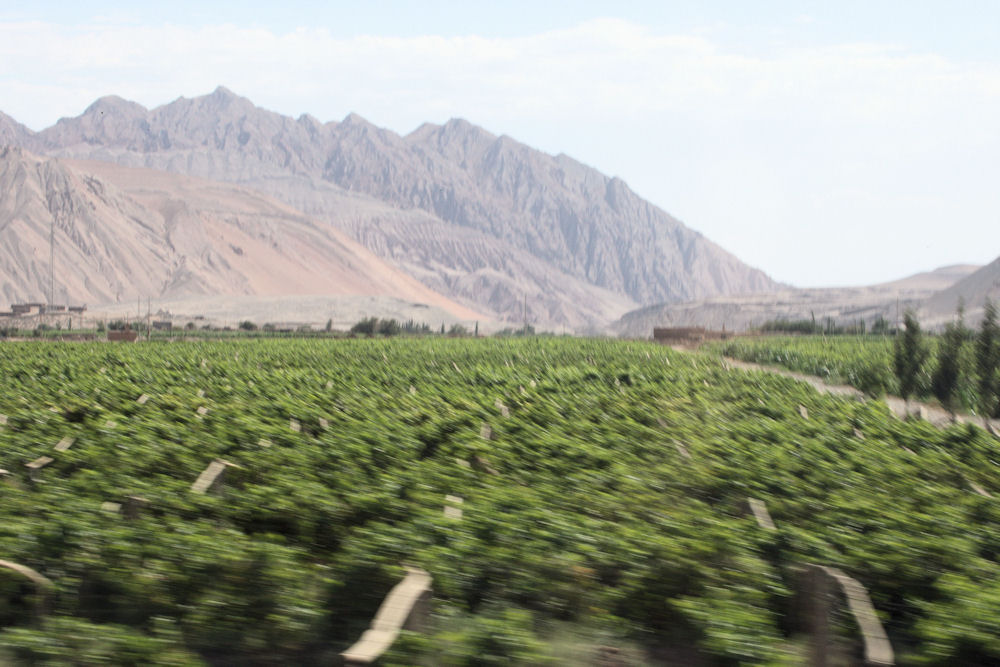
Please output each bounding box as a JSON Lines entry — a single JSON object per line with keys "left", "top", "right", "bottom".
{"left": 441, "top": 118, "right": 484, "bottom": 136}
{"left": 82, "top": 95, "right": 147, "bottom": 119}
{"left": 210, "top": 85, "right": 237, "bottom": 99}
{"left": 341, "top": 112, "right": 373, "bottom": 127}
{"left": 0, "top": 113, "right": 35, "bottom": 149}
{"left": 201, "top": 85, "right": 254, "bottom": 112}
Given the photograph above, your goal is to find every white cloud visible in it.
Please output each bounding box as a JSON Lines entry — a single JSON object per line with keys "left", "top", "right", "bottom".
{"left": 1, "top": 17, "right": 999, "bottom": 285}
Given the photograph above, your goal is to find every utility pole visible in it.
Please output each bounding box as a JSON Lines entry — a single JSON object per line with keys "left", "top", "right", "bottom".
{"left": 48, "top": 210, "right": 56, "bottom": 329}
{"left": 49, "top": 216, "right": 55, "bottom": 309}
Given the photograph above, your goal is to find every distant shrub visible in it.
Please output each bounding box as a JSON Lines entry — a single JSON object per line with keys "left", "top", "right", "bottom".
{"left": 350, "top": 317, "right": 377, "bottom": 335}
{"left": 495, "top": 325, "right": 535, "bottom": 337}
{"left": 377, "top": 319, "right": 400, "bottom": 336}
{"left": 400, "top": 320, "right": 431, "bottom": 334}
{"left": 238, "top": 320, "right": 257, "bottom": 331}
{"left": 350, "top": 318, "right": 402, "bottom": 336}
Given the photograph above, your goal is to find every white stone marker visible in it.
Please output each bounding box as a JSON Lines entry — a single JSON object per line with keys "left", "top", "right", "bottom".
{"left": 191, "top": 459, "right": 235, "bottom": 494}
{"left": 341, "top": 567, "right": 432, "bottom": 666}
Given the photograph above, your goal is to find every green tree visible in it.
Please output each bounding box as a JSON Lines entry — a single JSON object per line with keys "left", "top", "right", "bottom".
{"left": 872, "top": 315, "right": 891, "bottom": 335}
{"left": 376, "top": 318, "right": 400, "bottom": 336}
{"left": 975, "top": 299, "right": 1000, "bottom": 424}
{"left": 894, "top": 310, "right": 928, "bottom": 413}
{"left": 932, "top": 303, "right": 967, "bottom": 419}
{"left": 350, "top": 317, "right": 377, "bottom": 336}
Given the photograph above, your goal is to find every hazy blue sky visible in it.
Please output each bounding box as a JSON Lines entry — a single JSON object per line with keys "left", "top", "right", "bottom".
{"left": 2, "top": 1, "right": 998, "bottom": 287}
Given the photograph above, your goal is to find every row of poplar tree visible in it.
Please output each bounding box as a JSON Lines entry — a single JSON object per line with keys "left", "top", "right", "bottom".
{"left": 894, "top": 300, "right": 1000, "bottom": 422}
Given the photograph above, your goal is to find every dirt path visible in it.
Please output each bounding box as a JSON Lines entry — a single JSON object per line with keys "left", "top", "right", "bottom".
{"left": 720, "top": 356, "right": 999, "bottom": 434}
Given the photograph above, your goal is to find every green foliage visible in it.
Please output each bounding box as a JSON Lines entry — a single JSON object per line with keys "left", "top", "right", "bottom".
{"left": 495, "top": 325, "right": 536, "bottom": 337}
{"left": 350, "top": 317, "right": 404, "bottom": 336}
{"left": 855, "top": 360, "right": 892, "bottom": 398}
{"left": 976, "top": 299, "right": 1000, "bottom": 419}
{"left": 0, "top": 617, "right": 204, "bottom": 665}
{"left": 401, "top": 320, "right": 432, "bottom": 334}
{"left": 757, "top": 318, "right": 868, "bottom": 335}
{"left": 378, "top": 318, "right": 400, "bottom": 336}
{"left": 894, "top": 310, "right": 929, "bottom": 402}
{"left": 871, "top": 315, "right": 893, "bottom": 335}
{"left": 385, "top": 606, "right": 555, "bottom": 666}
{"left": 932, "top": 306, "right": 967, "bottom": 416}
{"left": 713, "top": 333, "right": 987, "bottom": 411}
{"left": 238, "top": 320, "right": 257, "bottom": 331}
{"left": 350, "top": 317, "right": 378, "bottom": 335}
{"left": 0, "top": 338, "right": 997, "bottom": 664}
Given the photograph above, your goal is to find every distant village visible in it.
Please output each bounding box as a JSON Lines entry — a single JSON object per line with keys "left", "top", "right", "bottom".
{"left": 0, "top": 302, "right": 87, "bottom": 318}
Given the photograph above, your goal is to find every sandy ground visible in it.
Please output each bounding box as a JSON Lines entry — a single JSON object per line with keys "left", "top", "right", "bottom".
{"left": 82, "top": 294, "right": 494, "bottom": 333}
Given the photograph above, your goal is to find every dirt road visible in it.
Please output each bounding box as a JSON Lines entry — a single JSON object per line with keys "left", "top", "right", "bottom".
{"left": 721, "top": 356, "right": 999, "bottom": 434}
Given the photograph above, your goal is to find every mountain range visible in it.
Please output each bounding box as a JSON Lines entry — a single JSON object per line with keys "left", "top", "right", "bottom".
{"left": 0, "top": 87, "right": 779, "bottom": 329}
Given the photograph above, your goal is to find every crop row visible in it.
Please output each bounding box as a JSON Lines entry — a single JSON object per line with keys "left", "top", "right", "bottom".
{"left": 0, "top": 338, "right": 997, "bottom": 665}
{"left": 709, "top": 335, "right": 991, "bottom": 411}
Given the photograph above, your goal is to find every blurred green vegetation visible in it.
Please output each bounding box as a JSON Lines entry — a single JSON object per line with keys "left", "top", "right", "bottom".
{"left": 0, "top": 338, "right": 996, "bottom": 664}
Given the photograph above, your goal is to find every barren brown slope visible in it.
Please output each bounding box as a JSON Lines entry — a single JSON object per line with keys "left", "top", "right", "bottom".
{"left": 922, "top": 256, "right": 1000, "bottom": 326}
{"left": 0, "top": 147, "right": 483, "bottom": 321}
{"left": 612, "top": 264, "right": 981, "bottom": 337}
{"left": 26, "top": 87, "right": 780, "bottom": 328}
{"left": 877, "top": 264, "right": 980, "bottom": 292}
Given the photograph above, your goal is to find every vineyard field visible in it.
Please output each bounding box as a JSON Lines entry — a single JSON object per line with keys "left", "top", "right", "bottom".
{"left": 710, "top": 335, "right": 985, "bottom": 413}
{"left": 0, "top": 338, "right": 998, "bottom": 665}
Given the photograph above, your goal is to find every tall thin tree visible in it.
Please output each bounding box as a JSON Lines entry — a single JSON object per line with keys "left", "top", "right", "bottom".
{"left": 932, "top": 301, "right": 966, "bottom": 420}
{"left": 976, "top": 299, "right": 1000, "bottom": 426}
{"left": 894, "top": 310, "right": 928, "bottom": 415}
